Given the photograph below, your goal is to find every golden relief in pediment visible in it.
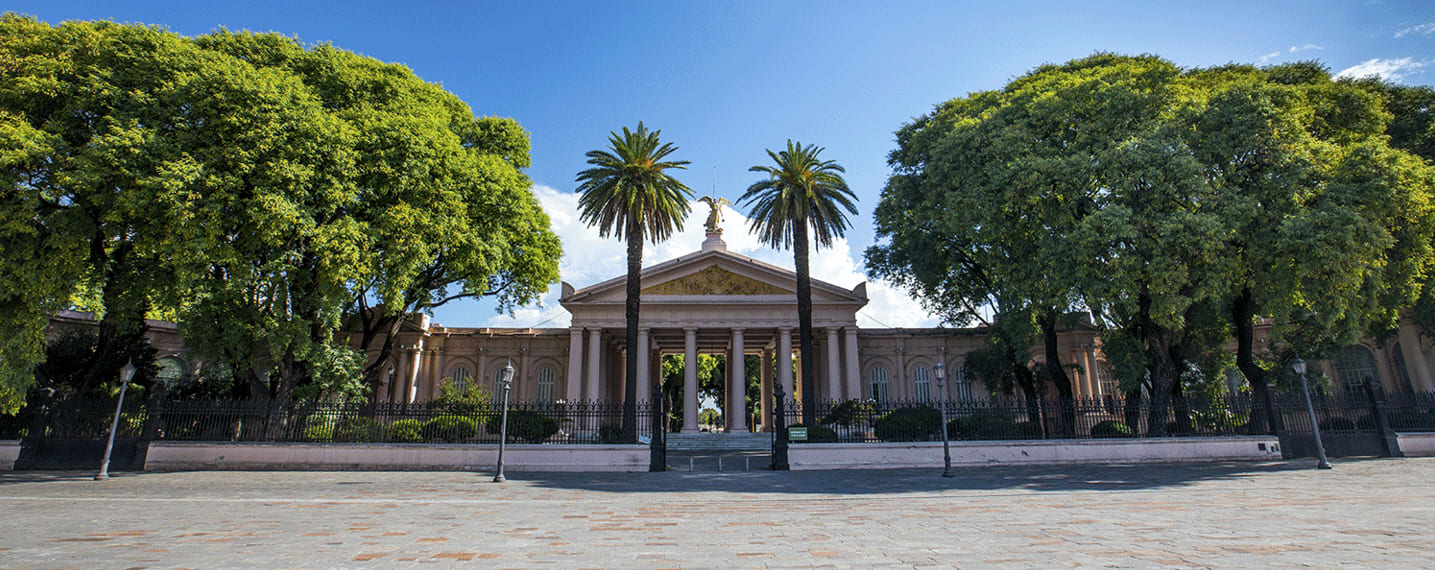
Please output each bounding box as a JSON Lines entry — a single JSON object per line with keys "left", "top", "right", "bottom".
{"left": 642, "top": 265, "right": 788, "bottom": 296}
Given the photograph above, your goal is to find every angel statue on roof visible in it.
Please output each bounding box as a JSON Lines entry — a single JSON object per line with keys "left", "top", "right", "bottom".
{"left": 699, "top": 195, "right": 731, "bottom": 233}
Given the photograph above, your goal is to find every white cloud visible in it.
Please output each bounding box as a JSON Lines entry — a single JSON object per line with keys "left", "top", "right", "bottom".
{"left": 1395, "top": 22, "right": 1435, "bottom": 38}
{"left": 1257, "top": 44, "right": 1323, "bottom": 65}
{"left": 482, "top": 185, "right": 940, "bottom": 329}
{"left": 1334, "top": 57, "right": 1430, "bottom": 82}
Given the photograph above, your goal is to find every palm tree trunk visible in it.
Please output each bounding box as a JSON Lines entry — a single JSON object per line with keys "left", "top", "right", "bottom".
{"left": 794, "top": 222, "right": 818, "bottom": 425}
{"left": 622, "top": 218, "right": 643, "bottom": 443}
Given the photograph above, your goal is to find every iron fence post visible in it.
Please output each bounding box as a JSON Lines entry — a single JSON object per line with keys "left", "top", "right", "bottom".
{"left": 1364, "top": 380, "right": 1402, "bottom": 458}
{"left": 649, "top": 387, "right": 665, "bottom": 472}
{"left": 771, "top": 383, "right": 789, "bottom": 471}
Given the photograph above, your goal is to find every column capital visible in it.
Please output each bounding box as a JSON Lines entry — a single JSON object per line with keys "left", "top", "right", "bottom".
{"left": 683, "top": 326, "right": 699, "bottom": 334}
{"left": 731, "top": 327, "right": 746, "bottom": 334}
{"left": 570, "top": 326, "right": 584, "bottom": 334}
{"left": 778, "top": 326, "right": 793, "bottom": 333}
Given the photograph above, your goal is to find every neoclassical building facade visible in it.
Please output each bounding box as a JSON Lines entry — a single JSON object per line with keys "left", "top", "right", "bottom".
{"left": 362, "top": 225, "right": 1432, "bottom": 433}
{"left": 47, "top": 231, "right": 1435, "bottom": 432}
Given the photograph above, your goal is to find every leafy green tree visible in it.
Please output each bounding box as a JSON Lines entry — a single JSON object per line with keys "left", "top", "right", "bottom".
{"left": 575, "top": 123, "right": 693, "bottom": 441}
{"left": 0, "top": 18, "right": 561, "bottom": 414}
{"left": 869, "top": 53, "right": 1435, "bottom": 434}
{"left": 191, "top": 31, "right": 562, "bottom": 398}
{"left": 0, "top": 16, "right": 215, "bottom": 410}
{"left": 740, "top": 141, "right": 857, "bottom": 424}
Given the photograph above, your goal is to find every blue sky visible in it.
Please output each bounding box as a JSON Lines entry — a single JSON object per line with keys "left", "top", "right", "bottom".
{"left": 13, "top": 1, "right": 1435, "bottom": 328}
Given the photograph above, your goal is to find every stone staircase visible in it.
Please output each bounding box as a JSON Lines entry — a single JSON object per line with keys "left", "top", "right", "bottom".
{"left": 666, "top": 432, "right": 771, "bottom": 452}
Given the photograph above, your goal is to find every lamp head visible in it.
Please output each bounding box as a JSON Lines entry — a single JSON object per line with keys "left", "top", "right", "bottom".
{"left": 119, "top": 359, "right": 137, "bottom": 385}
{"left": 1292, "top": 357, "right": 1306, "bottom": 376}
{"left": 499, "top": 360, "right": 515, "bottom": 386}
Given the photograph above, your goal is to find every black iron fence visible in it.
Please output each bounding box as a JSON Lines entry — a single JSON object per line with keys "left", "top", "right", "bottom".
{"left": 1, "top": 398, "right": 657, "bottom": 445}
{"left": 781, "top": 390, "right": 1435, "bottom": 444}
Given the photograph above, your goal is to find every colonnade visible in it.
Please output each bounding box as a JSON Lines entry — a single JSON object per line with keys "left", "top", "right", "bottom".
{"left": 562, "top": 325, "right": 864, "bottom": 432}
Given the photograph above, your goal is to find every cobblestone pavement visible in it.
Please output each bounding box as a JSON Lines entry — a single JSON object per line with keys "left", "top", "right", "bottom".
{"left": 0, "top": 457, "right": 1431, "bottom": 568}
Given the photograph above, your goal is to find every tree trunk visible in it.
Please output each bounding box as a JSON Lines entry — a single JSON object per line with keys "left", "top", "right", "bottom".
{"left": 358, "top": 312, "right": 402, "bottom": 402}
{"left": 1139, "top": 288, "right": 1179, "bottom": 436}
{"left": 1232, "top": 286, "right": 1281, "bottom": 434}
{"left": 1039, "top": 311, "right": 1077, "bottom": 437}
{"left": 621, "top": 219, "right": 643, "bottom": 443}
{"left": 794, "top": 222, "right": 818, "bottom": 425}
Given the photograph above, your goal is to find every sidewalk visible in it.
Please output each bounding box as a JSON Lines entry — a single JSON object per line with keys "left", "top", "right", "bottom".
{"left": 0, "top": 458, "right": 1431, "bottom": 568}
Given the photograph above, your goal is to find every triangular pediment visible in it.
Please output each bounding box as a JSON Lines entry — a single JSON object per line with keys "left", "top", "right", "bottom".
{"left": 561, "top": 246, "right": 866, "bottom": 309}
{"left": 641, "top": 265, "right": 788, "bottom": 296}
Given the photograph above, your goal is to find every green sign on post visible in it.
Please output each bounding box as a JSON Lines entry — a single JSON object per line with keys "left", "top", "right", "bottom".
{"left": 789, "top": 427, "right": 807, "bottom": 441}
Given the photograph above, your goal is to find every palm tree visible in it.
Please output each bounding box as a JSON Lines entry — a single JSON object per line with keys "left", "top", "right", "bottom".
{"left": 740, "top": 141, "right": 858, "bottom": 425}
{"left": 576, "top": 122, "right": 693, "bottom": 441}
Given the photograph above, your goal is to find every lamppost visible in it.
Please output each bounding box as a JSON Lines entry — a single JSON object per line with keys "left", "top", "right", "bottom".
{"left": 96, "top": 359, "right": 136, "bottom": 481}
{"left": 934, "top": 361, "right": 954, "bottom": 478}
{"left": 1292, "top": 358, "right": 1332, "bottom": 470}
{"left": 492, "top": 360, "right": 516, "bottom": 483}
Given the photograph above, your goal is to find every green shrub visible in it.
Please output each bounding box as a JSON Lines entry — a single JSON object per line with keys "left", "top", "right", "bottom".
{"left": 788, "top": 423, "right": 838, "bottom": 443}
{"left": 1090, "top": 420, "right": 1133, "bottom": 438}
{"left": 873, "top": 407, "right": 942, "bottom": 442}
{"left": 1164, "top": 420, "right": 1196, "bottom": 436}
{"left": 433, "top": 378, "right": 493, "bottom": 415}
{"left": 421, "top": 415, "right": 479, "bottom": 442}
{"left": 598, "top": 423, "right": 626, "bottom": 444}
{"left": 302, "top": 417, "right": 335, "bottom": 442}
{"left": 1010, "top": 421, "right": 1042, "bottom": 439}
{"left": 333, "top": 417, "right": 387, "bottom": 442}
{"left": 950, "top": 409, "right": 1016, "bottom": 440}
{"left": 821, "top": 400, "right": 877, "bottom": 427}
{"left": 486, "top": 410, "right": 560, "bottom": 443}
{"left": 1318, "top": 416, "right": 1357, "bottom": 431}
{"left": 388, "top": 419, "right": 423, "bottom": 442}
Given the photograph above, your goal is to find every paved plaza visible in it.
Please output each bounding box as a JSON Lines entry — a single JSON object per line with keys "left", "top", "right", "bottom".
{"left": 0, "top": 457, "right": 1432, "bottom": 568}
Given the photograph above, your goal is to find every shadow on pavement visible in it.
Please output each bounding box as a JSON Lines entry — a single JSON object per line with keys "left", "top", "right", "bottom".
{"left": 510, "top": 459, "right": 1353, "bottom": 496}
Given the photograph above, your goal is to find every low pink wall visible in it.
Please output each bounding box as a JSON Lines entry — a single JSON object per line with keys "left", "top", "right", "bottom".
{"left": 788, "top": 436, "right": 1283, "bottom": 470}
{"left": 1397, "top": 432, "right": 1435, "bottom": 457}
{"left": 0, "top": 441, "right": 19, "bottom": 471}
{"left": 143, "top": 442, "right": 650, "bottom": 472}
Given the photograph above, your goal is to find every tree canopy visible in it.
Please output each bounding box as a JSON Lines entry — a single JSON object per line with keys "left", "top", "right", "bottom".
{"left": 0, "top": 16, "right": 560, "bottom": 411}
{"left": 869, "top": 53, "right": 1435, "bottom": 433}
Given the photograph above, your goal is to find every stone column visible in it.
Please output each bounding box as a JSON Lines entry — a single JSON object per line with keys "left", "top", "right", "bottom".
{"left": 1398, "top": 324, "right": 1435, "bottom": 392}
{"left": 778, "top": 327, "right": 794, "bottom": 403}
{"left": 826, "top": 328, "right": 841, "bottom": 402}
{"left": 567, "top": 328, "right": 584, "bottom": 402}
{"left": 428, "top": 346, "right": 447, "bottom": 402}
{"left": 519, "top": 344, "right": 531, "bottom": 400}
{"left": 476, "top": 348, "right": 488, "bottom": 394}
{"left": 895, "top": 346, "right": 908, "bottom": 402}
{"left": 844, "top": 328, "right": 861, "bottom": 400}
{"left": 403, "top": 339, "right": 424, "bottom": 404}
{"left": 586, "top": 328, "right": 601, "bottom": 401}
{"left": 389, "top": 348, "right": 411, "bottom": 403}
{"left": 1086, "top": 347, "right": 1101, "bottom": 397}
{"left": 760, "top": 349, "right": 773, "bottom": 432}
{"left": 683, "top": 327, "right": 699, "bottom": 432}
{"left": 730, "top": 328, "right": 747, "bottom": 432}
{"left": 636, "top": 328, "right": 651, "bottom": 403}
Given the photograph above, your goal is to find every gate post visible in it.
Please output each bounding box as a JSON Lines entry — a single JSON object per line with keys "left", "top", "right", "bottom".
{"left": 649, "top": 387, "right": 665, "bottom": 472}
{"left": 1364, "top": 380, "right": 1403, "bottom": 458}
{"left": 771, "top": 383, "right": 789, "bottom": 471}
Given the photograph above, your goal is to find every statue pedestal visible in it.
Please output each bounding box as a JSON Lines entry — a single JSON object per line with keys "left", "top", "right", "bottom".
{"left": 701, "top": 230, "right": 726, "bottom": 251}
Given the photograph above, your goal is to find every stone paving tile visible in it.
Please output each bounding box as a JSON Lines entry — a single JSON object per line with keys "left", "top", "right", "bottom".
{"left": 0, "top": 458, "right": 1430, "bottom": 567}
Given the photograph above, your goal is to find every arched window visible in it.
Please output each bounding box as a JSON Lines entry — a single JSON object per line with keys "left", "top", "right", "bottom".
{"left": 449, "top": 366, "right": 471, "bottom": 392}
{"left": 1334, "top": 346, "right": 1380, "bottom": 396}
{"left": 952, "top": 365, "right": 973, "bottom": 400}
{"left": 536, "top": 367, "right": 556, "bottom": 402}
{"left": 869, "top": 366, "right": 889, "bottom": 403}
{"left": 912, "top": 366, "right": 931, "bottom": 402}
